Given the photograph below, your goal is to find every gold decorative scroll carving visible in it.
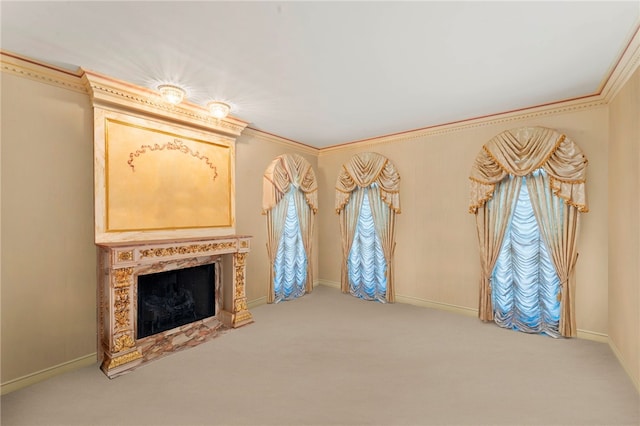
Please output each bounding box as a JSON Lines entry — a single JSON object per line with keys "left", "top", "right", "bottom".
{"left": 113, "top": 333, "right": 136, "bottom": 353}
{"left": 234, "top": 298, "right": 248, "bottom": 312}
{"left": 113, "top": 267, "right": 133, "bottom": 288}
{"left": 128, "top": 139, "right": 219, "bottom": 180}
{"left": 114, "top": 288, "right": 130, "bottom": 331}
{"left": 139, "top": 242, "right": 236, "bottom": 259}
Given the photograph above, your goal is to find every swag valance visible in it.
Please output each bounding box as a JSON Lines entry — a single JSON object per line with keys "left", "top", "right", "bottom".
{"left": 469, "top": 127, "right": 588, "bottom": 213}
{"left": 263, "top": 153, "right": 318, "bottom": 214}
{"left": 335, "top": 152, "right": 401, "bottom": 214}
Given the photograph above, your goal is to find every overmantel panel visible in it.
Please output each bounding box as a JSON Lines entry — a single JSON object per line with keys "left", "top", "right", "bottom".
{"left": 83, "top": 69, "right": 249, "bottom": 244}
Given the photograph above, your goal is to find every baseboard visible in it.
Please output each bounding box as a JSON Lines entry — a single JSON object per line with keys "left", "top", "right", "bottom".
{"left": 1, "top": 353, "right": 97, "bottom": 395}
{"left": 316, "top": 281, "right": 611, "bottom": 343}
{"left": 608, "top": 337, "right": 640, "bottom": 394}
{"left": 247, "top": 296, "right": 267, "bottom": 310}
{"left": 576, "top": 329, "right": 609, "bottom": 344}
{"left": 394, "top": 293, "right": 479, "bottom": 317}
{"left": 316, "top": 279, "right": 340, "bottom": 289}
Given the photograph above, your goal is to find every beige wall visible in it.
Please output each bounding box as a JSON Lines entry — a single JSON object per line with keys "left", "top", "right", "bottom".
{"left": 0, "top": 70, "right": 319, "bottom": 387}
{"left": 234, "top": 132, "right": 319, "bottom": 304}
{"left": 608, "top": 66, "right": 640, "bottom": 388}
{"left": 317, "top": 106, "right": 610, "bottom": 335}
{"left": 1, "top": 72, "right": 96, "bottom": 383}
{"left": 1, "top": 55, "right": 635, "bottom": 391}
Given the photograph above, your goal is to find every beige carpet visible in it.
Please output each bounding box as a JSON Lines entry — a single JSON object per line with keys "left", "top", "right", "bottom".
{"left": 2, "top": 285, "right": 638, "bottom": 426}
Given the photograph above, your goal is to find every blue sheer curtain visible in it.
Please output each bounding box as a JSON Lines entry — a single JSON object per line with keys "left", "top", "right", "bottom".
{"left": 273, "top": 188, "right": 307, "bottom": 303}
{"left": 348, "top": 188, "right": 387, "bottom": 303}
{"left": 492, "top": 172, "right": 561, "bottom": 337}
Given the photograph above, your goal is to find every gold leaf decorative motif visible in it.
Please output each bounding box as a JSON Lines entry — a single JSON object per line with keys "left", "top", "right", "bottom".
{"left": 140, "top": 242, "right": 236, "bottom": 259}
{"left": 113, "top": 267, "right": 133, "bottom": 288}
{"left": 107, "top": 350, "right": 142, "bottom": 369}
{"left": 113, "top": 334, "right": 136, "bottom": 353}
{"left": 114, "top": 288, "right": 130, "bottom": 331}
{"left": 117, "top": 251, "right": 133, "bottom": 262}
{"left": 128, "top": 139, "right": 218, "bottom": 180}
{"left": 240, "top": 240, "right": 249, "bottom": 248}
{"left": 234, "top": 297, "right": 248, "bottom": 312}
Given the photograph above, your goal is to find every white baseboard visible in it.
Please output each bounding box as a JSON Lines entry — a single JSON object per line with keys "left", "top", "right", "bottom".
{"left": 1, "top": 353, "right": 97, "bottom": 395}
{"left": 608, "top": 337, "right": 640, "bottom": 394}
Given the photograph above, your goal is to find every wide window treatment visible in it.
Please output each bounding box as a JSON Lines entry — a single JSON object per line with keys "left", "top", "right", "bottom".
{"left": 335, "top": 152, "right": 400, "bottom": 303}
{"left": 469, "top": 127, "right": 588, "bottom": 337}
{"left": 263, "top": 154, "right": 318, "bottom": 304}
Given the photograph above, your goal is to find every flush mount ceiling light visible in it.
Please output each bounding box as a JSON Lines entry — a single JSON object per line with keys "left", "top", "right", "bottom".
{"left": 157, "top": 84, "right": 186, "bottom": 105}
{"left": 207, "top": 101, "right": 231, "bottom": 119}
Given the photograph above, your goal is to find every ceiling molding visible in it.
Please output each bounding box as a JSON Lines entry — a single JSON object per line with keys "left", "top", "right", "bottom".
{"left": 82, "top": 69, "right": 249, "bottom": 138}
{"left": 318, "top": 95, "right": 607, "bottom": 155}
{"left": 241, "top": 128, "right": 319, "bottom": 156}
{"left": 1, "top": 50, "right": 87, "bottom": 94}
{"left": 600, "top": 23, "right": 640, "bottom": 103}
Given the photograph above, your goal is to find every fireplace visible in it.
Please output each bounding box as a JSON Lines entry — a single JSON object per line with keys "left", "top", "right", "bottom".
{"left": 137, "top": 263, "right": 216, "bottom": 339}
{"left": 97, "top": 236, "right": 253, "bottom": 378}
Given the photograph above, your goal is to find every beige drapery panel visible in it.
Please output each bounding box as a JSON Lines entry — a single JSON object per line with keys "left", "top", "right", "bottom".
{"left": 263, "top": 154, "right": 318, "bottom": 303}
{"left": 527, "top": 172, "right": 581, "bottom": 337}
{"left": 468, "top": 127, "right": 588, "bottom": 337}
{"left": 335, "top": 152, "right": 401, "bottom": 302}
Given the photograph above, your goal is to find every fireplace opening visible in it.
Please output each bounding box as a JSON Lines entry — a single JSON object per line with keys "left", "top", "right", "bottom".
{"left": 137, "top": 263, "right": 215, "bottom": 339}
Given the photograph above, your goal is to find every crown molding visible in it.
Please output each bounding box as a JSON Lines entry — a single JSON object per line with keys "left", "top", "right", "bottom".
{"left": 600, "top": 23, "right": 640, "bottom": 103}
{"left": 318, "top": 23, "right": 640, "bottom": 155}
{"left": 318, "top": 94, "right": 607, "bottom": 155}
{"left": 242, "top": 127, "right": 319, "bottom": 155}
{"left": 81, "top": 69, "right": 249, "bottom": 137}
{"left": 1, "top": 50, "right": 87, "bottom": 94}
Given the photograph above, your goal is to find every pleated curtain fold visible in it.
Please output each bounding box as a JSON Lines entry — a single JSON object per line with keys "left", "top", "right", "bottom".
{"left": 468, "top": 127, "right": 588, "bottom": 337}
{"left": 263, "top": 154, "right": 318, "bottom": 303}
{"left": 335, "top": 152, "right": 401, "bottom": 303}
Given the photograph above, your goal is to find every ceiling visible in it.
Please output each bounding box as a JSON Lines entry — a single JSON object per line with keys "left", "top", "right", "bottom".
{"left": 2, "top": 1, "right": 639, "bottom": 148}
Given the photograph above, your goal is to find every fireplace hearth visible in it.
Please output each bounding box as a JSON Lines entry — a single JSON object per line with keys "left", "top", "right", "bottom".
{"left": 97, "top": 235, "right": 253, "bottom": 378}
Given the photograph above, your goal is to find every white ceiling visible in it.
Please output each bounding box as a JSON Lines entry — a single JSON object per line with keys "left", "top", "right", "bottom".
{"left": 2, "top": 1, "right": 639, "bottom": 148}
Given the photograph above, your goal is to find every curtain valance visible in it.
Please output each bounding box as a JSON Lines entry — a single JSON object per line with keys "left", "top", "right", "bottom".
{"left": 263, "top": 153, "right": 318, "bottom": 214}
{"left": 335, "top": 152, "right": 401, "bottom": 214}
{"left": 469, "top": 127, "right": 588, "bottom": 213}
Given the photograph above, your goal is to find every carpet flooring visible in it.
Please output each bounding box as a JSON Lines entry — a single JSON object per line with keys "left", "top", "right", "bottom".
{"left": 2, "top": 285, "right": 638, "bottom": 425}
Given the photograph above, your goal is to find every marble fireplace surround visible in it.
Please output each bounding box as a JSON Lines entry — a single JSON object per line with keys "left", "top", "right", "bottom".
{"left": 97, "top": 235, "right": 253, "bottom": 378}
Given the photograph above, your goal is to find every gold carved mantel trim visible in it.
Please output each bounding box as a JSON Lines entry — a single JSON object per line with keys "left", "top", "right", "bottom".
{"left": 231, "top": 252, "right": 253, "bottom": 328}
{"left": 140, "top": 242, "right": 237, "bottom": 259}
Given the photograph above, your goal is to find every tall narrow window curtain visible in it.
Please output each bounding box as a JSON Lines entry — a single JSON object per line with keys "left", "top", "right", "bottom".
{"left": 335, "top": 152, "right": 401, "bottom": 303}
{"left": 468, "top": 127, "right": 589, "bottom": 337}
{"left": 263, "top": 154, "right": 318, "bottom": 303}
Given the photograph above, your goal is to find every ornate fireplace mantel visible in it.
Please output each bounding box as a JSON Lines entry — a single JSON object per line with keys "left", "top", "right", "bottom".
{"left": 97, "top": 235, "right": 253, "bottom": 378}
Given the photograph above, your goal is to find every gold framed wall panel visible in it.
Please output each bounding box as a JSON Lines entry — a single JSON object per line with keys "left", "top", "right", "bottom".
{"left": 94, "top": 108, "right": 237, "bottom": 243}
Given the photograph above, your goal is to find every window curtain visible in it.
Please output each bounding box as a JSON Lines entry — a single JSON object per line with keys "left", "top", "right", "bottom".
{"left": 273, "top": 187, "right": 307, "bottom": 302}
{"left": 348, "top": 187, "right": 388, "bottom": 302}
{"left": 335, "top": 152, "right": 400, "bottom": 303}
{"left": 263, "top": 154, "right": 318, "bottom": 304}
{"left": 492, "top": 172, "right": 561, "bottom": 337}
{"left": 469, "top": 127, "right": 588, "bottom": 337}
